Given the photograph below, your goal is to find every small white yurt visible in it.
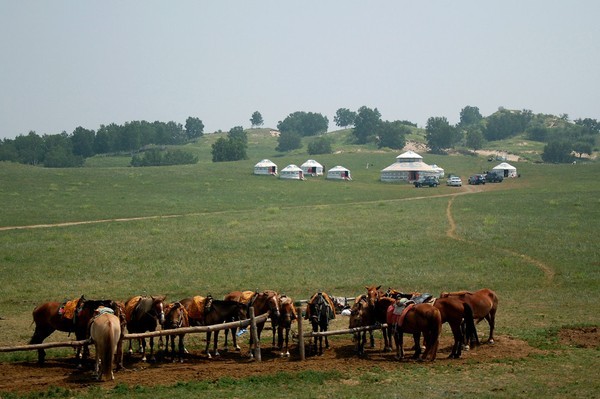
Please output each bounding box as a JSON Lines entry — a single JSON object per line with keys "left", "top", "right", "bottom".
{"left": 300, "top": 159, "right": 324, "bottom": 176}
{"left": 326, "top": 165, "right": 352, "bottom": 180}
{"left": 492, "top": 162, "right": 517, "bottom": 178}
{"left": 254, "top": 159, "right": 278, "bottom": 175}
{"left": 430, "top": 164, "right": 445, "bottom": 178}
{"left": 279, "top": 164, "right": 305, "bottom": 180}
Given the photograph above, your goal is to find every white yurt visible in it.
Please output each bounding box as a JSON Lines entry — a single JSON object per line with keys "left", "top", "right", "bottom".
{"left": 253, "top": 159, "right": 278, "bottom": 175}
{"left": 326, "top": 165, "right": 352, "bottom": 180}
{"left": 300, "top": 159, "right": 324, "bottom": 176}
{"left": 492, "top": 162, "right": 518, "bottom": 178}
{"left": 430, "top": 164, "right": 445, "bottom": 178}
{"left": 380, "top": 150, "right": 437, "bottom": 183}
{"left": 279, "top": 164, "right": 305, "bottom": 180}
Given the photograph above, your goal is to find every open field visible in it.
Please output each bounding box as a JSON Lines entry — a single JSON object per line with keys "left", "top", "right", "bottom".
{"left": 0, "top": 141, "right": 599, "bottom": 397}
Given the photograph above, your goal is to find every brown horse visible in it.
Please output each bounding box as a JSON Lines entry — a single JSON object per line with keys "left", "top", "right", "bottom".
{"left": 386, "top": 302, "right": 442, "bottom": 361}
{"left": 432, "top": 296, "right": 476, "bottom": 358}
{"left": 124, "top": 295, "right": 166, "bottom": 362}
{"left": 203, "top": 299, "right": 247, "bottom": 358}
{"left": 305, "top": 292, "right": 336, "bottom": 355}
{"left": 29, "top": 296, "right": 118, "bottom": 366}
{"left": 276, "top": 295, "right": 297, "bottom": 357}
{"left": 348, "top": 294, "right": 375, "bottom": 355}
{"left": 223, "top": 290, "right": 280, "bottom": 358}
{"left": 373, "top": 296, "right": 396, "bottom": 352}
{"left": 440, "top": 288, "right": 498, "bottom": 346}
{"left": 162, "top": 302, "right": 190, "bottom": 362}
{"left": 89, "top": 308, "right": 121, "bottom": 381}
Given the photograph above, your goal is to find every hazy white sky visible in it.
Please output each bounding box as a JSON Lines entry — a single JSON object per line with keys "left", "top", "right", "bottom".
{"left": 1, "top": 1, "right": 598, "bottom": 140}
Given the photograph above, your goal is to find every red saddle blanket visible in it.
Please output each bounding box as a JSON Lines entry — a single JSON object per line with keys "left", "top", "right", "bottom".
{"left": 386, "top": 303, "right": 414, "bottom": 328}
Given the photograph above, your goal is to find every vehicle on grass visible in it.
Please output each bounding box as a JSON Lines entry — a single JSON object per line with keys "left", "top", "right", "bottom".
{"left": 468, "top": 174, "right": 486, "bottom": 185}
{"left": 485, "top": 173, "right": 503, "bottom": 183}
{"left": 414, "top": 176, "right": 439, "bottom": 188}
{"left": 447, "top": 176, "right": 463, "bottom": 186}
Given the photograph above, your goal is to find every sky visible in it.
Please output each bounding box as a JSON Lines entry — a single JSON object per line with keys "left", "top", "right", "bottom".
{"left": 1, "top": 1, "right": 599, "bottom": 140}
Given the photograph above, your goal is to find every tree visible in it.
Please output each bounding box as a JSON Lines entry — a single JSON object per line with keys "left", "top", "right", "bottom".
{"left": 250, "top": 111, "right": 264, "bottom": 128}
{"left": 275, "top": 130, "right": 302, "bottom": 152}
{"left": 485, "top": 109, "right": 532, "bottom": 141}
{"left": 71, "top": 126, "right": 96, "bottom": 158}
{"left": 14, "top": 131, "right": 45, "bottom": 165}
{"left": 333, "top": 108, "right": 357, "bottom": 128}
{"left": 572, "top": 142, "right": 593, "bottom": 158}
{"left": 458, "top": 106, "right": 483, "bottom": 128}
{"left": 574, "top": 118, "right": 600, "bottom": 134}
{"left": 352, "top": 106, "right": 381, "bottom": 144}
{"left": 277, "top": 112, "right": 328, "bottom": 137}
{"left": 377, "top": 121, "right": 409, "bottom": 149}
{"left": 185, "top": 117, "right": 204, "bottom": 140}
{"left": 307, "top": 136, "right": 332, "bottom": 155}
{"left": 210, "top": 126, "right": 248, "bottom": 162}
{"left": 542, "top": 141, "right": 573, "bottom": 163}
{"left": 465, "top": 125, "right": 485, "bottom": 151}
{"left": 425, "top": 116, "right": 461, "bottom": 152}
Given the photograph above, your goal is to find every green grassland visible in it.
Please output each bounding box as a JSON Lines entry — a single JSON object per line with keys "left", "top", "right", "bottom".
{"left": 0, "top": 130, "right": 599, "bottom": 398}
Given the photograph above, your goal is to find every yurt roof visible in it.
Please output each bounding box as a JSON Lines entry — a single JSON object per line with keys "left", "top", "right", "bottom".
{"left": 281, "top": 164, "right": 302, "bottom": 172}
{"left": 254, "top": 159, "right": 277, "bottom": 167}
{"left": 328, "top": 165, "right": 349, "bottom": 172}
{"left": 395, "top": 150, "right": 423, "bottom": 161}
{"left": 381, "top": 161, "right": 435, "bottom": 172}
{"left": 301, "top": 159, "right": 323, "bottom": 168}
{"left": 492, "top": 162, "right": 517, "bottom": 170}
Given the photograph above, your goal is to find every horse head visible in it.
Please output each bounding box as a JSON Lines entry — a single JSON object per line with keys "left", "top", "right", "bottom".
{"left": 279, "top": 295, "right": 297, "bottom": 325}
{"left": 349, "top": 296, "right": 370, "bottom": 328}
{"left": 151, "top": 295, "right": 166, "bottom": 326}
{"left": 365, "top": 285, "right": 382, "bottom": 308}
{"left": 264, "top": 290, "right": 280, "bottom": 319}
{"left": 203, "top": 294, "right": 214, "bottom": 315}
{"left": 164, "top": 302, "right": 188, "bottom": 330}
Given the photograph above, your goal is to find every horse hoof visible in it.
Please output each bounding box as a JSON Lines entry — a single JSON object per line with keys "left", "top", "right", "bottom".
{"left": 488, "top": 339, "right": 495, "bottom": 345}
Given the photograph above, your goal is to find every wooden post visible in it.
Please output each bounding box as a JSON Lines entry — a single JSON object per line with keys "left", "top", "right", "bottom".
{"left": 297, "top": 306, "right": 305, "bottom": 361}
{"left": 249, "top": 307, "right": 261, "bottom": 361}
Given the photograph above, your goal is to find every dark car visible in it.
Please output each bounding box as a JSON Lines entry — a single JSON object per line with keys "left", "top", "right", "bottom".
{"left": 414, "top": 176, "right": 439, "bottom": 188}
{"left": 468, "top": 174, "right": 486, "bottom": 185}
{"left": 485, "top": 173, "right": 503, "bottom": 183}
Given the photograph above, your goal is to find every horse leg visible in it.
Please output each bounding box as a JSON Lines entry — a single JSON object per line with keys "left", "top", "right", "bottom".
{"left": 177, "top": 334, "right": 185, "bottom": 362}
{"left": 140, "top": 338, "right": 147, "bottom": 362}
{"left": 284, "top": 327, "right": 290, "bottom": 357}
{"left": 413, "top": 333, "right": 423, "bottom": 360}
{"left": 149, "top": 337, "right": 156, "bottom": 362}
{"left": 29, "top": 326, "right": 53, "bottom": 365}
{"left": 369, "top": 330, "right": 375, "bottom": 348}
{"left": 486, "top": 309, "right": 496, "bottom": 344}
{"left": 213, "top": 330, "right": 221, "bottom": 357}
{"left": 324, "top": 323, "right": 330, "bottom": 350}
{"left": 449, "top": 322, "right": 462, "bottom": 359}
{"left": 205, "top": 331, "right": 212, "bottom": 359}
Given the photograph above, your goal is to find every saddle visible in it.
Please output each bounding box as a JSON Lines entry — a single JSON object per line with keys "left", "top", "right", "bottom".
{"left": 58, "top": 298, "right": 81, "bottom": 321}
{"left": 387, "top": 302, "right": 415, "bottom": 328}
{"left": 411, "top": 293, "right": 434, "bottom": 304}
{"left": 188, "top": 295, "right": 208, "bottom": 320}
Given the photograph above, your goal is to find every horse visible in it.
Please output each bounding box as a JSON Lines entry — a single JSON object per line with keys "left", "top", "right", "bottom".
{"left": 439, "top": 288, "right": 498, "bottom": 346}
{"left": 372, "top": 296, "right": 397, "bottom": 352}
{"left": 162, "top": 302, "right": 190, "bottom": 362}
{"left": 386, "top": 302, "right": 442, "bottom": 361}
{"left": 348, "top": 294, "right": 375, "bottom": 355}
{"left": 277, "top": 295, "right": 297, "bottom": 357}
{"left": 89, "top": 307, "right": 121, "bottom": 381}
{"left": 29, "top": 296, "right": 118, "bottom": 366}
{"left": 305, "top": 292, "right": 335, "bottom": 355}
{"left": 124, "top": 295, "right": 166, "bottom": 362}
{"left": 203, "top": 299, "right": 247, "bottom": 358}
{"left": 223, "top": 290, "right": 280, "bottom": 358}
{"left": 432, "top": 296, "right": 476, "bottom": 359}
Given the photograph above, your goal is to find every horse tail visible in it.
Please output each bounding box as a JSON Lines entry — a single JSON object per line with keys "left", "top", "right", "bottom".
{"left": 425, "top": 307, "right": 442, "bottom": 360}
{"left": 463, "top": 303, "right": 479, "bottom": 347}
{"left": 100, "top": 317, "right": 118, "bottom": 381}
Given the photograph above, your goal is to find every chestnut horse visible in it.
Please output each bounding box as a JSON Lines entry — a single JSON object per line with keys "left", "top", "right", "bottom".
{"left": 223, "top": 290, "right": 280, "bottom": 358}
{"left": 276, "top": 295, "right": 297, "bottom": 357}
{"left": 29, "top": 296, "right": 117, "bottom": 366}
{"left": 305, "top": 292, "right": 335, "bottom": 355}
{"left": 162, "top": 302, "right": 190, "bottom": 362}
{"left": 124, "top": 295, "right": 166, "bottom": 362}
{"left": 348, "top": 294, "right": 375, "bottom": 355}
{"left": 386, "top": 302, "right": 442, "bottom": 361}
{"left": 440, "top": 288, "right": 498, "bottom": 346}
{"left": 90, "top": 308, "right": 121, "bottom": 381}
{"left": 432, "top": 296, "right": 476, "bottom": 358}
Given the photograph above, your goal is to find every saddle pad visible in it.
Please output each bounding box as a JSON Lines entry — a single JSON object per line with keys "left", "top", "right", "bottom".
{"left": 387, "top": 304, "right": 414, "bottom": 327}
{"left": 188, "top": 296, "right": 206, "bottom": 320}
{"left": 125, "top": 296, "right": 142, "bottom": 323}
{"left": 59, "top": 298, "right": 80, "bottom": 320}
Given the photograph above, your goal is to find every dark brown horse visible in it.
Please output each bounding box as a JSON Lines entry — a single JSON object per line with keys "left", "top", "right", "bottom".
{"left": 162, "top": 302, "right": 190, "bottom": 362}
{"left": 203, "top": 299, "right": 247, "bottom": 358}
{"left": 277, "top": 295, "right": 297, "bottom": 357}
{"left": 29, "top": 296, "right": 118, "bottom": 366}
{"left": 348, "top": 294, "right": 375, "bottom": 355}
{"left": 223, "top": 290, "right": 280, "bottom": 358}
{"left": 305, "top": 292, "right": 335, "bottom": 355}
{"left": 373, "top": 296, "right": 396, "bottom": 352}
{"left": 440, "top": 288, "right": 498, "bottom": 346}
{"left": 124, "top": 295, "right": 166, "bottom": 362}
{"left": 432, "top": 296, "right": 476, "bottom": 358}
{"left": 386, "top": 302, "right": 442, "bottom": 361}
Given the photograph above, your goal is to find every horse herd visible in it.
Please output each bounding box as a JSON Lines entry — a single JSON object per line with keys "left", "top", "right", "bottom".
{"left": 26, "top": 287, "right": 498, "bottom": 381}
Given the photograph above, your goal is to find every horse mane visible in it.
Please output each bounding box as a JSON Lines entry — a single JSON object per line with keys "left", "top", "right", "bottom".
{"left": 440, "top": 291, "right": 472, "bottom": 298}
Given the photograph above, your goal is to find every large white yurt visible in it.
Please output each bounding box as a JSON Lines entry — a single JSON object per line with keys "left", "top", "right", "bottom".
{"left": 326, "top": 165, "right": 352, "bottom": 180}
{"left": 300, "top": 159, "right": 324, "bottom": 176}
{"left": 492, "top": 162, "right": 518, "bottom": 178}
{"left": 380, "top": 150, "right": 437, "bottom": 183}
{"left": 253, "top": 159, "right": 278, "bottom": 175}
{"left": 279, "top": 164, "right": 305, "bottom": 180}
